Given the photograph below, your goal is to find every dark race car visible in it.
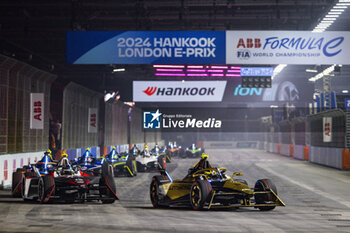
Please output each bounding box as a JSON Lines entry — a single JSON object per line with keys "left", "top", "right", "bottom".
{"left": 166, "top": 142, "right": 184, "bottom": 158}
{"left": 12, "top": 152, "right": 118, "bottom": 204}
{"left": 150, "top": 154, "right": 285, "bottom": 211}
{"left": 105, "top": 147, "right": 137, "bottom": 177}
{"left": 72, "top": 148, "right": 104, "bottom": 176}
{"left": 185, "top": 144, "right": 205, "bottom": 158}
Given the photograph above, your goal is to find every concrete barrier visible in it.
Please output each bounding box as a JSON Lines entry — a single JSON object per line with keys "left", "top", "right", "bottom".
{"left": 293, "top": 144, "right": 304, "bottom": 160}
{"left": 310, "top": 146, "right": 343, "bottom": 169}
{"left": 0, "top": 151, "right": 44, "bottom": 188}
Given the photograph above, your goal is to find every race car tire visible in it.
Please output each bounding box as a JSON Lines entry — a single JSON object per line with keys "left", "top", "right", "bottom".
{"left": 38, "top": 176, "right": 55, "bottom": 204}
{"left": 254, "top": 179, "right": 277, "bottom": 211}
{"left": 136, "top": 162, "right": 147, "bottom": 172}
{"left": 235, "top": 179, "right": 248, "bottom": 185}
{"left": 190, "top": 180, "right": 212, "bottom": 210}
{"left": 150, "top": 176, "right": 169, "bottom": 208}
{"left": 100, "top": 162, "right": 118, "bottom": 204}
{"left": 12, "top": 171, "right": 24, "bottom": 197}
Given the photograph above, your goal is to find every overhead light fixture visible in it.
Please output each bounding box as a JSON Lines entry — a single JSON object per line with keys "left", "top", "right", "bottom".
{"left": 342, "top": 90, "right": 349, "bottom": 93}
{"left": 306, "top": 69, "right": 318, "bottom": 73}
{"left": 312, "top": 0, "right": 348, "bottom": 33}
{"left": 112, "top": 68, "right": 125, "bottom": 73}
{"left": 308, "top": 65, "right": 337, "bottom": 82}
{"left": 272, "top": 64, "right": 287, "bottom": 80}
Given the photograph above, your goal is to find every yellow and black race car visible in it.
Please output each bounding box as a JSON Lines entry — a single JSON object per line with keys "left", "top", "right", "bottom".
{"left": 150, "top": 154, "right": 285, "bottom": 211}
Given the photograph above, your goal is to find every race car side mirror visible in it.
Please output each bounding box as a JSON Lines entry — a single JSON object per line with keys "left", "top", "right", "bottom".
{"left": 233, "top": 172, "right": 243, "bottom": 177}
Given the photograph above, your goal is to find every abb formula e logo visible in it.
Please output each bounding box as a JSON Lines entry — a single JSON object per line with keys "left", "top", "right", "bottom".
{"left": 237, "top": 38, "right": 261, "bottom": 48}
{"left": 133, "top": 81, "right": 227, "bottom": 102}
{"left": 143, "top": 87, "right": 157, "bottom": 96}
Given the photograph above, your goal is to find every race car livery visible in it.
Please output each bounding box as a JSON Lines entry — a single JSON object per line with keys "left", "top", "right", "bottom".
{"left": 166, "top": 142, "right": 184, "bottom": 158}
{"left": 185, "top": 144, "right": 205, "bottom": 158}
{"left": 150, "top": 154, "right": 285, "bottom": 210}
{"left": 136, "top": 146, "right": 166, "bottom": 172}
{"left": 12, "top": 154, "right": 118, "bottom": 204}
{"left": 105, "top": 147, "right": 137, "bottom": 177}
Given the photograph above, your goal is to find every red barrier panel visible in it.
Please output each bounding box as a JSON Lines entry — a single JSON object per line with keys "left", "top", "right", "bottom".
{"left": 277, "top": 143, "right": 281, "bottom": 154}
{"left": 4, "top": 160, "right": 8, "bottom": 181}
{"left": 342, "top": 149, "right": 350, "bottom": 169}
{"left": 289, "top": 144, "right": 294, "bottom": 157}
{"left": 304, "top": 146, "right": 309, "bottom": 161}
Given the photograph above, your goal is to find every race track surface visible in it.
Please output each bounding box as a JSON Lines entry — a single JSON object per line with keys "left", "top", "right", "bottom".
{"left": 1, "top": 148, "right": 350, "bottom": 233}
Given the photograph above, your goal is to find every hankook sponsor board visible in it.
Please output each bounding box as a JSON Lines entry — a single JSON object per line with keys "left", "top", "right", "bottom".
{"left": 67, "top": 31, "right": 350, "bottom": 64}
{"left": 133, "top": 81, "right": 227, "bottom": 102}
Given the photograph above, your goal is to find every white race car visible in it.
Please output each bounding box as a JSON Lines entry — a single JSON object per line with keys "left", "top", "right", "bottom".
{"left": 135, "top": 147, "right": 166, "bottom": 172}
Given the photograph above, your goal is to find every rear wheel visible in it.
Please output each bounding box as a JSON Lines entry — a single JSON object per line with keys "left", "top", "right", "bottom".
{"left": 150, "top": 176, "right": 167, "bottom": 208}
{"left": 190, "top": 180, "right": 212, "bottom": 210}
{"left": 12, "top": 171, "right": 24, "bottom": 197}
{"left": 254, "top": 179, "right": 277, "bottom": 211}
{"left": 38, "top": 176, "right": 55, "bottom": 204}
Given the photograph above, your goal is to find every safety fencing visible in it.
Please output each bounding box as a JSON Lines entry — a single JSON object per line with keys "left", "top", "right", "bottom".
{"left": 0, "top": 54, "right": 56, "bottom": 155}
{"left": 261, "top": 109, "right": 350, "bottom": 169}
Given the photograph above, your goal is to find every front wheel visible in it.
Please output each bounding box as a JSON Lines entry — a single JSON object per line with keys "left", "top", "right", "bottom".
{"left": 190, "top": 180, "right": 212, "bottom": 210}
{"left": 254, "top": 179, "right": 277, "bottom": 211}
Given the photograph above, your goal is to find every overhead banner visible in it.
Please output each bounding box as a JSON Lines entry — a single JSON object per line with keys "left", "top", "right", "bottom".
{"left": 133, "top": 81, "right": 227, "bottom": 102}
{"left": 66, "top": 31, "right": 225, "bottom": 64}
{"left": 226, "top": 31, "right": 349, "bottom": 64}
{"left": 88, "top": 108, "right": 98, "bottom": 133}
{"left": 67, "top": 31, "right": 350, "bottom": 64}
{"left": 323, "top": 117, "right": 332, "bottom": 142}
{"left": 30, "top": 93, "right": 44, "bottom": 129}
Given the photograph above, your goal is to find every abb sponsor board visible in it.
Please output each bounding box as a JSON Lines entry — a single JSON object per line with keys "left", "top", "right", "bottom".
{"left": 323, "top": 117, "right": 332, "bottom": 142}
{"left": 88, "top": 108, "right": 98, "bottom": 133}
{"left": 133, "top": 81, "right": 227, "bottom": 102}
{"left": 30, "top": 93, "right": 44, "bottom": 129}
{"left": 226, "top": 31, "right": 350, "bottom": 64}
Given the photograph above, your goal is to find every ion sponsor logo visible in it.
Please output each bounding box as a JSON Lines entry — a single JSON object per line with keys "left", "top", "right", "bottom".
{"left": 234, "top": 85, "right": 262, "bottom": 96}
{"left": 143, "top": 87, "right": 157, "bottom": 96}
{"left": 143, "top": 109, "right": 162, "bottom": 129}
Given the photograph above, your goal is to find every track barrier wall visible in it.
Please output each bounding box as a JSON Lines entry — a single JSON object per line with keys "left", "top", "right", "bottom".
{"left": 262, "top": 109, "right": 349, "bottom": 169}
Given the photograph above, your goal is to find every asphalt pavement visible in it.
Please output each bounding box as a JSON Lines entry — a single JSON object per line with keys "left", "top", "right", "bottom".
{"left": 1, "top": 148, "right": 350, "bottom": 233}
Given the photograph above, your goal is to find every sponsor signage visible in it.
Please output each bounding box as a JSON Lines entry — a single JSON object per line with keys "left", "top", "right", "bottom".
{"left": 30, "top": 93, "right": 44, "bottom": 129}
{"left": 142, "top": 108, "right": 273, "bottom": 132}
{"left": 67, "top": 31, "right": 350, "bottom": 65}
{"left": 345, "top": 98, "right": 350, "bottom": 111}
{"left": 133, "top": 81, "right": 227, "bottom": 102}
{"left": 241, "top": 67, "right": 273, "bottom": 76}
{"left": 88, "top": 108, "right": 98, "bottom": 133}
{"left": 66, "top": 31, "right": 225, "bottom": 64}
{"left": 323, "top": 117, "right": 332, "bottom": 142}
{"left": 226, "top": 31, "right": 350, "bottom": 64}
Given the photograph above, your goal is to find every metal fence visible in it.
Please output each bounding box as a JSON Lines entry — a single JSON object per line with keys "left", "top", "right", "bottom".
{"left": 307, "top": 109, "right": 346, "bottom": 148}
{"left": 104, "top": 101, "right": 128, "bottom": 146}
{"left": 0, "top": 54, "right": 55, "bottom": 154}
{"left": 62, "top": 82, "right": 101, "bottom": 149}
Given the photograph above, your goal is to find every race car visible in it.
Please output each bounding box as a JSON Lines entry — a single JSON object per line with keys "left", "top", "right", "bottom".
{"left": 12, "top": 152, "right": 118, "bottom": 204}
{"left": 151, "top": 145, "right": 171, "bottom": 163}
{"left": 150, "top": 154, "right": 285, "bottom": 211}
{"left": 105, "top": 147, "right": 137, "bottom": 177}
{"left": 72, "top": 148, "right": 104, "bottom": 176}
{"left": 136, "top": 145, "right": 166, "bottom": 172}
{"left": 166, "top": 142, "right": 184, "bottom": 158}
{"left": 185, "top": 144, "right": 204, "bottom": 158}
